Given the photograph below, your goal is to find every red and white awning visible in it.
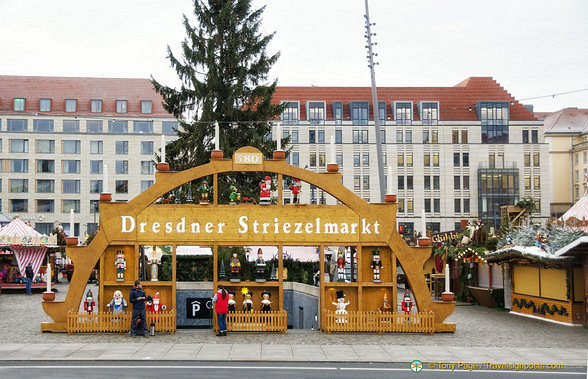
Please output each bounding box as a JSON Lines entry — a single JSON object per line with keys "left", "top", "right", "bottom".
{"left": 559, "top": 195, "right": 588, "bottom": 233}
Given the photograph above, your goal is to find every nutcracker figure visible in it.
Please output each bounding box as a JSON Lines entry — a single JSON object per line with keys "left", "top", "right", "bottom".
{"left": 106, "top": 290, "right": 128, "bottom": 314}
{"left": 84, "top": 289, "right": 95, "bottom": 314}
{"left": 198, "top": 179, "right": 211, "bottom": 204}
{"left": 259, "top": 175, "right": 272, "bottom": 204}
{"left": 115, "top": 251, "right": 126, "bottom": 281}
{"left": 401, "top": 290, "right": 413, "bottom": 314}
{"left": 146, "top": 246, "right": 163, "bottom": 281}
{"left": 371, "top": 249, "right": 383, "bottom": 282}
{"left": 228, "top": 290, "right": 236, "bottom": 312}
{"left": 260, "top": 290, "right": 272, "bottom": 313}
{"left": 242, "top": 288, "right": 253, "bottom": 313}
{"left": 255, "top": 248, "right": 266, "bottom": 282}
{"left": 379, "top": 293, "right": 392, "bottom": 313}
{"left": 289, "top": 178, "right": 301, "bottom": 204}
{"left": 336, "top": 249, "right": 346, "bottom": 282}
{"left": 230, "top": 252, "right": 241, "bottom": 282}
{"left": 229, "top": 185, "right": 240, "bottom": 204}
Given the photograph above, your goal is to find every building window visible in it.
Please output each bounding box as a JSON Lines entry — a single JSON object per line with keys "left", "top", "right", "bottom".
{"left": 36, "top": 179, "right": 54, "bottom": 193}
{"left": 406, "top": 153, "right": 413, "bottom": 167}
{"left": 89, "top": 180, "right": 103, "bottom": 194}
{"left": 396, "top": 130, "right": 403, "bottom": 143}
{"left": 534, "top": 176, "right": 540, "bottom": 190}
{"left": 36, "top": 140, "right": 55, "bottom": 154}
{"left": 398, "top": 198, "right": 405, "bottom": 212}
{"left": 398, "top": 176, "right": 404, "bottom": 190}
{"left": 424, "top": 176, "right": 431, "bottom": 190}
{"left": 10, "top": 179, "right": 28, "bottom": 193}
{"left": 363, "top": 176, "right": 370, "bottom": 190}
{"left": 116, "top": 141, "right": 129, "bottom": 155}
{"left": 424, "top": 199, "right": 431, "bottom": 213}
{"left": 39, "top": 98, "right": 51, "bottom": 112}
{"left": 433, "top": 176, "right": 440, "bottom": 190}
{"left": 141, "top": 180, "right": 154, "bottom": 192}
{"left": 308, "top": 130, "right": 316, "bottom": 144}
{"left": 463, "top": 176, "right": 470, "bottom": 190}
{"left": 14, "top": 98, "right": 25, "bottom": 111}
{"left": 63, "top": 120, "right": 80, "bottom": 133}
{"left": 10, "top": 199, "right": 28, "bottom": 212}
{"left": 353, "top": 153, "right": 360, "bottom": 167}
{"left": 318, "top": 152, "right": 326, "bottom": 167}
{"left": 62, "top": 160, "right": 80, "bottom": 174}
{"left": 33, "top": 119, "right": 54, "bottom": 133}
{"left": 454, "top": 176, "right": 460, "bottom": 190}
{"left": 394, "top": 102, "right": 412, "bottom": 125}
{"left": 318, "top": 130, "right": 325, "bottom": 144}
{"left": 90, "top": 160, "right": 103, "bottom": 174}
{"left": 36, "top": 159, "right": 54, "bottom": 173}
{"left": 309, "top": 152, "right": 316, "bottom": 167}
{"left": 84, "top": 120, "right": 102, "bottom": 133}
{"left": 11, "top": 159, "right": 29, "bottom": 173}
{"left": 108, "top": 120, "right": 128, "bottom": 134}
{"left": 332, "top": 101, "right": 343, "bottom": 125}
{"left": 90, "top": 140, "right": 103, "bottom": 154}
{"left": 354, "top": 175, "right": 361, "bottom": 191}
{"left": 133, "top": 121, "right": 153, "bottom": 134}
{"left": 431, "top": 130, "right": 438, "bottom": 144}
{"left": 349, "top": 101, "right": 369, "bottom": 125}
{"left": 116, "top": 100, "right": 128, "bottom": 113}
{"left": 7, "top": 119, "right": 28, "bottom": 132}
{"left": 62, "top": 180, "right": 81, "bottom": 194}
{"left": 116, "top": 160, "right": 129, "bottom": 175}
{"left": 524, "top": 175, "right": 531, "bottom": 190}
{"left": 422, "top": 130, "right": 429, "bottom": 144}
{"left": 454, "top": 199, "right": 461, "bottom": 213}
{"left": 62, "top": 199, "right": 80, "bottom": 213}
{"left": 397, "top": 153, "right": 404, "bottom": 167}
{"left": 407, "top": 175, "right": 414, "bottom": 190}
{"left": 424, "top": 153, "right": 430, "bottom": 167}
{"left": 89, "top": 200, "right": 100, "bottom": 214}
{"left": 336, "top": 153, "right": 343, "bottom": 167}
{"left": 10, "top": 139, "right": 29, "bottom": 153}
{"left": 461, "top": 130, "right": 468, "bottom": 143}
{"left": 524, "top": 153, "right": 531, "bottom": 167}
{"left": 334, "top": 129, "right": 342, "bottom": 144}
{"left": 407, "top": 199, "right": 414, "bottom": 213}
{"left": 141, "top": 100, "right": 152, "bottom": 114}
{"left": 352, "top": 130, "right": 369, "bottom": 144}
{"left": 464, "top": 199, "right": 470, "bottom": 213}
{"left": 380, "top": 129, "right": 386, "bottom": 144}
{"left": 533, "top": 152, "right": 540, "bottom": 166}
{"left": 531, "top": 130, "right": 538, "bottom": 143}
{"left": 432, "top": 152, "right": 439, "bottom": 167}
{"left": 419, "top": 102, "right": 438, "bottom": 125}
{"left": 477, "top": 101, "right": 509, "bottom": 144}
{"left": 362, "top": 153, "right": 369, "bottom": 167}
{"left": 452, "top": 130, "right": 459, "bottom": 144}
{"left": 462, "top": 153, "right": 469, "bottom": 167}
{"left": 307, "top": 101, "right": 325, "bottom": 125}
{"left": 291, "top": 152, "right": 299, "bottom": 167}
{"left": 141, "top": 141, "right": 154, "bottom": 155}
{"left": 281, "top": 101, "right": 299, "bottom": 125}
{"left": 115, "top": 180, "right": 128, "bottom": 193}
{"left": 434, "top": 198, "right": 440, "bottom": 213}
{"left": 62, "top": 140, "right": 81, "bottom": 154}
{"left": 162, "top": 121, "right": 178, "bottom": 135}
{"left": 453, "top": 152, "right": 460, "bottom": 167}
{"left": 65, "top": 99, "right": 77, "bottom": 112}
{"left": 522, "top": 130, "right": 529, "bottom": 144}
{"left": 91, "top": 99, "right": 102, "bottom": 113}
{"left": 141, "top": 161, "right": 154, "bottom": 175}
{"left": 405, "top": 130, "right": 412, "bottom": 143}
{"left": 36, "top": 199, "right": 54, "bottom": 213}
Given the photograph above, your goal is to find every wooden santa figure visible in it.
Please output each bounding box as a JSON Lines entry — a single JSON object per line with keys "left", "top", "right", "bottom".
{"left": 84, "top": 289, "right": 95, "bottom": 314}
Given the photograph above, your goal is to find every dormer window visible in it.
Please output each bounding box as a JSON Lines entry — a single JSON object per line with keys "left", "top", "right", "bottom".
{"left": 65, "top": 99, "right": 77, "bottom": 112}
{"left": 307, "top": 101, "right": 325, "bottom": 125}
{"left": 394, "top": 101, "right": 412, "bottom": 125}
{"left": 332, "top": 101, "right": 343, "bottom": 125}
{"left": 14, "top": 98, "right": 25, "bottom": 111}
{"left": 116, "top": 100, "right": 128, "bottom": 113}
{"left": 418, "top": 101, "right": 438, "bottom": 125}
{"left": 349, "top": 101, "right": 369, "bottom": 125}
{"left": 40, "top": 98, "right": 51, "bottom": 112}
{"left": 281, "top": 101, "right": 299, "bottom": 125}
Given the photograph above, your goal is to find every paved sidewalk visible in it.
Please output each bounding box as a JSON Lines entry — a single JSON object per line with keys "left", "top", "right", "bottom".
{"left": 0, "top": 342, "right": 586, "bottom": 366}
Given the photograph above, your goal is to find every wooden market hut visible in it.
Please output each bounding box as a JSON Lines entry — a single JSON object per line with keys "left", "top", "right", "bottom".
{"left": 0, "top": 218, "right": 58, "bottom": 290}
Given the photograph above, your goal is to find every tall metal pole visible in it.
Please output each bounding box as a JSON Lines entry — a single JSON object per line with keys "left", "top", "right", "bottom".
{"left": 364, "top": 0, "right": 386, "bottom": 202}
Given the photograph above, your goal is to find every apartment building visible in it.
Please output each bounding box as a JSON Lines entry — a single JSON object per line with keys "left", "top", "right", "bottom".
{"left": 0, "top": 76, "right": 177, "bottom": 237}
{"left": 540, "top": 108, "right": 588, "bottom": 216}
{"left": 272, "top": 77, "right": 550, "bottom": 234}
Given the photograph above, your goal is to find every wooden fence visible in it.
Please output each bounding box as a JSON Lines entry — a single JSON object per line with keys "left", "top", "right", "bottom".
{"left": 214, "top": 311, "right": 288, "bottom": 334}
{"left": 66, "top": 310, "right": 176, "bottom": 334}
{"left": 325, "top": 311, "right": 434, "bottom": 335}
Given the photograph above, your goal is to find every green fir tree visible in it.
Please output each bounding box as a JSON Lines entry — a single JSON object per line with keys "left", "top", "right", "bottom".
{"left": 152, "top": 0, "right": 286, "bottom": 202}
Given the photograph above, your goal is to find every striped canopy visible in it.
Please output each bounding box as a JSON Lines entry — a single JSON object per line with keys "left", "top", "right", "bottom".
{"left": 0, "top": 218, "right": 57, "bottom": 279}
{"left": 559, "top": 195, "right": 588, "bottom": 233}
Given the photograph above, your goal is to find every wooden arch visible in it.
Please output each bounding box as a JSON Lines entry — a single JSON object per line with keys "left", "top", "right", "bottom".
{"left": 42, "top": 147, "right": 455, "bottom": 332}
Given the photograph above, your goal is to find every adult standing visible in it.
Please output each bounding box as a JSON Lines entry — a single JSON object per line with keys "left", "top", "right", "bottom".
{"left": 212, "top": 284, "right": 229, "bottom": 336}
{"left": 25, "top": 262, "right": 34, "bottom": 295}
{"left": 129, "top": 280, "right": 148, "bottom": 338}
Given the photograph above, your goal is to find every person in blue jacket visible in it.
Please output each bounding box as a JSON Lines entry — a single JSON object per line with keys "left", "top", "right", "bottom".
{"left": 129, "top": 280, "right": 148, "bottom": 337}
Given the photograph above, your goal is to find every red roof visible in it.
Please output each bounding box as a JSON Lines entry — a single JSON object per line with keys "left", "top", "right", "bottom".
{"left": 0, "top": 75, "right": 169, "bottom": 117}
{"left": 272, "top": 77, "right": 536, "bottom": 122}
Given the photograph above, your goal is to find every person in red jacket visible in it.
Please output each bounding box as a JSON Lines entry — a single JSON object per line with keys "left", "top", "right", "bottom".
{"left": 212, "top": 284, "right": 229, "bottom": 336}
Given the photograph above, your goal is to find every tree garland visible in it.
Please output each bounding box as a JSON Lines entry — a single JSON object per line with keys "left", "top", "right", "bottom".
{"left": 513, "top": 298, "right": 568, "bottom": 317}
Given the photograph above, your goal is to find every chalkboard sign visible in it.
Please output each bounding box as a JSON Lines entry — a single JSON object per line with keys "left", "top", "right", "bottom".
{"left": 186, "top": 297, "right": 213, "bottom": 319}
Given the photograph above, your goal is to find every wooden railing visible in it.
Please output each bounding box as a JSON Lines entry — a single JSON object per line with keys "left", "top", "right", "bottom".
{"left": 66, "top": 310, "right": 176, "bottom": 334}
{"left": 214, "top": 311, "right": 288, "bottom": 334}
{"left": 325, "top": 311, "right": 434, "bottom": 335}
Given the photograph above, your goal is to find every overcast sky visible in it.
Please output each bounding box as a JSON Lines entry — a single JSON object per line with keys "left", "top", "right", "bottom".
{"left": 1, "top": 0, "right": 586, "bottom": 112}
